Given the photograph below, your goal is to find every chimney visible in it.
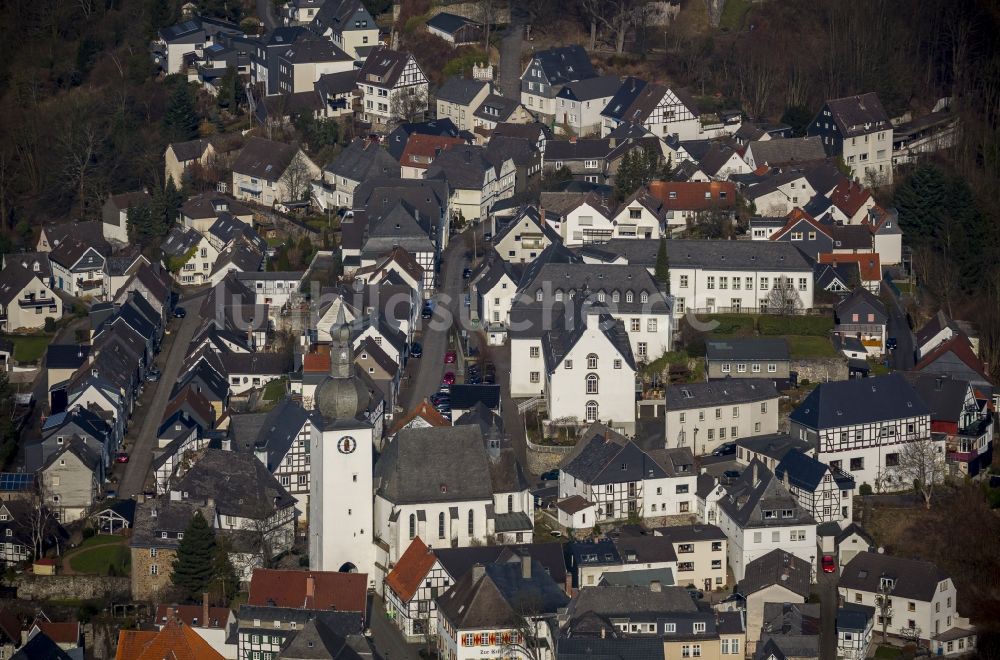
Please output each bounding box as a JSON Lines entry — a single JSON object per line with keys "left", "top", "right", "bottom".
{"left": 306, "top": 574, "right": 316, "bottom": 600}
{"left": 202, "top": 592, "right": 210, "bottom": 628}
{"left": 564, "top": 571, "right": 573, "bottom": 596}
{"left": 521, "top": 555, "right": 531, "bottom": 580}
{"left": 166, "top": 606, "right": 176, "bottom": 623}
{"left": 752, "top": 463, "right": 759, "bottom": 486}
{"left": 472, "top": 564, "right": 485, "bottom": 582}
{"left": 609, "top": 137, "right": 616, "bottom": 148}
{"left": 600, "top": 627, "right": 606, "bottom": 639}
{"left": 649, "top": 580, "right": 662, "bottom": 592}
{"left": 782, "top": 469, "right": 789, "bottom": 489}
{"left": 569, "top": 136, "right": 577, "bottom": 144}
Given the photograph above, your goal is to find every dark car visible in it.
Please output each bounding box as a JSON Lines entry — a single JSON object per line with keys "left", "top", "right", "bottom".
{"left": 713, "top": 442, "right": 736, "bottom": 457}
{"left": 430, "top": 393, "right": 450, "bottom": 405}
{"left": 410, "top": 342, "right": 423, "bottom": 358}
{"left": 463, "top": 268, "right": 472, "bottom": 279}
{"left": 421, "top": 302, "right": 434, "bottom": 319}
{"left": 887, "top": 337, "right": 898, "bottom": 351}
{"left": 540, "top": 469, "right": 560, "bottom": 482}
{"left": 483, "top": 231, "right": 492, "bottom": 242}
{"left": 687, "top": 589, "right": 704, "bottom": 601}
{"left": 723, "top": 470, "right": 741, "bottom": 480}
{"left": 173, "top": 306, "right": 186, "bottom": 319}
{"left": 145, "top": 368, "right": 161, "bottom": 382}
{"left": 484, "top": 372, "right": 496, "bottom": 385}
{"left": 467, "top": 374, "right": 482, "bottom": 385}
{"left": 115, "top": 453, "right": 130, "bottom": 464}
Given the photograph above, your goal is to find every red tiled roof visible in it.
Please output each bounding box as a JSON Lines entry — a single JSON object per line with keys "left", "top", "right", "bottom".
{"left": 385, "top": 537, "right": 437, "bottom": 602}
{"left": 116, "top": 620, "right": 224, "bottom": 660}
{"left": 247, "top": 569, "right": 367, "bottom": 613}
{"left": 647, "top": 180, "right": 737, "bottom": 211}
{"left": 154, "top": 605, "right": 231, "bottom": 630}
{"left": 36, "top": 622, "right": 79, "bottom": 644}
{"left": 914, "top": 335, "right": 992, "bottom": 383}
{"left": 829, "top": 179, "right": 872, "bottom": 217}
{"left": 388, "top": 400, "right": 451, "bottom": 434}
{"left": 400, "top": 134, "right": 466, "bottom": 170}
{"left": 303, "top": 352, "right": 330, "bottom": 373}
{"left": 818, "top": 253, "right": 881, "bottom": 282}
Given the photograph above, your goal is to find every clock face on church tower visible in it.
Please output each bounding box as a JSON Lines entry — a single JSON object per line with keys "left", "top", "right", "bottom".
{"left": 338, "top": 436, "right": 357, "bottom": 454}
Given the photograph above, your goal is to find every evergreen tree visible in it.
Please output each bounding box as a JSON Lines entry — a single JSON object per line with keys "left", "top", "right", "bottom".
{"left": 171, "top": 511, "right": 218, "bottom": 601}
{"left": 149, "top": 0, "right": 176, "bottom": 35}
{"left": 126, "top": 204, "right": 155, "bottom": 248}
{"left": 217, "top": 67, "right": 238, "bottom": 109}
{"left": 164, "top": 80, "right": 199, "bottom": 142}
{"left": 655, "top": 236, "right": 670, "bottom": 294}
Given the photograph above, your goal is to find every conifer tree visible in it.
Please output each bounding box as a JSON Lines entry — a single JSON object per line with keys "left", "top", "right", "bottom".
{"left": 655, "top": 236, "right": 670, "bottom": 294}
{"left": 171, "top": 511, "right": 218, "bottom": 601}
{"left": 164, "top": 80, "right": 199, "bottom": 142}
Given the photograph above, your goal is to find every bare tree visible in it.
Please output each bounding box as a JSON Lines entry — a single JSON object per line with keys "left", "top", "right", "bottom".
{"left": 58, "top": 111, "right": 104, "bottom": 213}
{"left": 766, "top": 277, "right": 804, "bottom": 315}
{"left": 390, "top": 86, "right": 428, "bottom": 126}
{"left": 580, "top": 0, "right": 647, "bottom": 54}
{"left": 500, "top": 593, "right": 546, "bottom": 660}
{"left": 874, "top": 578, "right": 894, "bottom": 644}
{"left": 896, "top": 436, "right": 946, "bottom": 509}
{"left": 280, "top": 152, "right": 313, "bottom": 202}
{"left": 21, "top": 481, "right": 61, "bottom": 561}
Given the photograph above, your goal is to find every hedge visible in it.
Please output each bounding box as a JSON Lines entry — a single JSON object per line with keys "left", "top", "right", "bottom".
{"left": 757, "top": 315, "right": 833, "bottom": 337}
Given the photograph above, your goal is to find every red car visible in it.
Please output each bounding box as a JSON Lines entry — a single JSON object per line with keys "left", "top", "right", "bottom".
{"left": 442, "top": 371, "right": 456, "bottom": 385}
{"left": 115, "top": 452, "right": 130, "bottom": 464}
{"left": 822, "top": 555, "right": 836, "bottom": 573}
{"left": 444, "top": 350, "right": 457, "bottom": 364}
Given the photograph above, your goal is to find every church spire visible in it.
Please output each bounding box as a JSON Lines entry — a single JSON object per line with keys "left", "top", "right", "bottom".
{"left": 329, "top": 304, "right": 353, "bottom": 379}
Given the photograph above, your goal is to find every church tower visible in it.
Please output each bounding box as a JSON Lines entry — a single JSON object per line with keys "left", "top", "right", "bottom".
{"left": 309, "top": 308, "right": 376, "bottom": 580}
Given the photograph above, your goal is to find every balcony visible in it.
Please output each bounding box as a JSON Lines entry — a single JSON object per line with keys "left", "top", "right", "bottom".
{"left": 18, "top": 296, "right": 57, "bottom": 310}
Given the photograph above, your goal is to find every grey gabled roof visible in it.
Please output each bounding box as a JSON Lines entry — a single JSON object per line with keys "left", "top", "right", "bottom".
{"left": 556, "top": 75, "right": 621, "bottom": 102}
{"left": 718, "top": 459, "right": 814, "bottom": 529}
{"left": 665, "top": 379, "right": 778, "bottom": 411}
{"left": 823, "top": 93, "right": 891, "bottom": 137}
{"left": 748, "top": 137, "right": 826, "bottom": 166}
{"left": 324, "top": 138, "right": 401, "bottom": 182}
{"left": 426, "top": 11, "right": 479, "bottom": 34}
{"left": 233, "top": 397, "right": 310, "bottom": 471}
{"left": 542, "top": 312, "right": 636, "bottom": 373}
{"left": 790, "top": 372, "right": 930, "bottom": 430}
{"left": 705, "top": 338, "right": 789, "bottom": 362}
{"left": 735, "top": 433, "right": 812, "bottom": 463}
{"left": 528, "top": 45, "right": 597, "bottom": 85}
{"left": 564, "top": 585, "right": 696, "bottom": 621}
{"left": 562, "top": 435, "right": 666, "bottom": 485}
{"left": 736, "top": 549, "right": 811, "bottom": 598}
{"left": 839, "top": 551, "right": 948, "bottom": 601}
{"left": 232, "top": 137, "right": 300, "bottom": 180}
{"left": 593, "top": 238, "right": 814, "bottom": 272}
{"left": 172, "top": 448, "right": 296, "bottom": 519}
{"left": 435, "top": 76, "right": 488, "bottom": 106}
{"left": 773, "top": 449, "right": 831, "bottom": 492}
{"left": 169, "top": 137, "right": 213, "bottom": 162}
{"left": 557, "top": 637, "right": 665, "bottom": 660}
{"left": 375, "top": 426, "right": 495, "bottom": 504}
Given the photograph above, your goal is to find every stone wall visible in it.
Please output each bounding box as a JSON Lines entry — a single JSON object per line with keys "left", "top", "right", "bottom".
{"left": 791, "top": 357, "right": 850, "bottom": 384}
{"left": 430, "top": 3, "right": 511, "bottom": 25}
{"left": 525, "top": 437, "right": 574, "bottom": 475}
{"left": 15, "top": 574, "right": 130, "bottom": 602}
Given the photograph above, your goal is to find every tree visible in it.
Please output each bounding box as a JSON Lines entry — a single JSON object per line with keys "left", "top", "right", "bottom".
{"left": 281, "top": 153, "right": 313, "bottom": 202}
{"left": 614, "top": 146, "right": 662, "bottom": 202}
{"left": 389, "top": 86, "right": 428, "bottom": 126}
{"left": 896, "top": 437, "right": 946, "bottom": 509}
{"left": 765, "top": 277, "right": 803, "bottom": 315}
{"left": 655, "top": 236, "right": 670, "bottom": 294}
{"left": 216, "top": 67, "right": 239, "bottom": 110}
{"left": 22, "top": 481, "right": 61, "bottom": 561}
{"left": 126, "top": 203, "right": 156, "bottom": 248}
{"left": 164, "top": 80, "right": 200, "bottom": 142}
{"left": 541, "top": 166, "right": 573, "bottom": 192}
{"left": 172, "top": 511, "right": 218, "bottom": 600}
{"left": 780, "top": 105, "right": 814, "bottom": 137}
{"left": 580, "top": 0, "right": 647, "bottom": 54}
{"left": 874, "top": 577, "right": 894, "bottom": 644}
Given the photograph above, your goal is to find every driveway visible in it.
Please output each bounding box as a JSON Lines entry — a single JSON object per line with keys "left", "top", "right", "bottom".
{"left": 368, "top": 595, "right": 420, "bottom": 660}
{"left": 497, "top": 24, "right": 523, "bottom": 100}
{"left": 881, "top": 281, "right": 915, "bottom": 370}
{"left": 399, "top": 235, "right": 468, "bottom": 412}
{"left": 817, "top": 564, "right": 840, "bottom": 660}
{"left": 257, "top": 0, "right": 279, "bottom": 31}
{"left": 117, "top": 292, "right": 204, "bottom": 498}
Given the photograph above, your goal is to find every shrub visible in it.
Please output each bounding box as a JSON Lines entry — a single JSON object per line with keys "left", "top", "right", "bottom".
{"left": 298, "top": 555, "right": 309, "bottom": 567}
{"left": 82, "top": 527, "right": 96, "bottom": 539}
{"left": 859, "top": 483, "right": 873, "bottom": 496}
{"left": 44, "top": 317, "right": 57, "bottom": 332}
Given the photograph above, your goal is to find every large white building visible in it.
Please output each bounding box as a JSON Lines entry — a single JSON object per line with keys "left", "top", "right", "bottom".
{"left": 716, "top": 459, "right": 817, "bottom": 581}
{"left": 789, "top": 373, "right": 934, "bottom": 492}
{"left": 664, "top": 380, "right": 781, "bottom": 456}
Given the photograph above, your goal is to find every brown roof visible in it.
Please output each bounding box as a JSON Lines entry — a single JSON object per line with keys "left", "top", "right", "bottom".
{"left": 825, "top": 93, "right": 890, "bottom": 137}
{"left": 385, "top": 536, "right": 437, "bottom": 602}
{"left": 303, "top": 351, "right": 330, "bottom": 373}
{"left": 555, "top": 495, "right": 593, "bottom": 514}
{"left": 247, "top": 569, "right": 368, "bottom": 612}
{"left": 36, "top": 622, "right": 80, "bottom": 645}
{"left": 818, "top": 252, "right": 880, "bottom": 282}
{"left": 153, "top": 605, "right": 231, "bottom": 630}
{"left": 116, "top": 620, "right": 224, "bottom": 660}
{"left": 914, "top": 335, "right": 992, "bottom": 383}
{"left": 829, "top": 179, "right": 872, "bottom": 217}
{"left": 232, "top": 137, "right": 299, "bottom": 180}
{"left": 109, "top": 191, "right": 151, "bottom": 211}
{"left": 388, "top": 399, "right": 450, "bottom": 434}
{"left": 648, "top": 180, "right": 737, "bottom": 211}
{"left": 163, "top": 384, "right": 216, "bottom": 429}
{"left": 399, "top": 133, "right": 466, "bottom": 170}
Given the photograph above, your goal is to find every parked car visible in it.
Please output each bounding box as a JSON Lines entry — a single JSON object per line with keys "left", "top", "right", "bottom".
{"left": 887, "top": 337, "right": 898, "bottom": 351}
{"left": 442, "top": 372, "right": 456, "bottom": 385}
{"left": 723, "top": 469, "right": 741, "bottom": 480}
{"left": 540, "top": 469, "right": 560, "bottom": 482}
{"left": 105, "top": 490, "right": 117, "bottom": 499}
{"left": 463, "top": 268, "right": 472, "bottom": 279}
{"left": 467, "top": 374, "right": 482, "bottom": 385}
{"left": 483, "top": 231, "right": 492, "bottom": 242}
{"left": 410, "top": 342, "right": 423, "bottom": 358}
{"left": 421, "top": 301, "right": 434, "bottom": 319}
{"left": 430, "top": 393, "right": 450, "bottom": 406}
{"left": 173, "top": 306, "right": 186, "bottom": 319}
{"left": 822, "top": 555, "right": 837, "bottom": 573}
{"left": 145, "top": 368, "right": 161, "bottom": 382}
{"left": 115, "top": 453, "right": 130, "bottom": 464}
{"left": 463, "top": 293, "right": 471, "bottom": 307}
{"left": 444, "top": 350, "right": 457, "bottom": 364}
{"left": 713, "top": 442, "right": 736, "bottom": 457}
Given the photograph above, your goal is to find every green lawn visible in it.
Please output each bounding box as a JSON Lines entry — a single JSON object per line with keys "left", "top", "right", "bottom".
{"left": 719, "top": 0, "right": 752, "bottom": 30}
{"left": 69, "top": 540, "right": 129, "bottom": 576}
{"left": 79, "top": 534, "right": 124, "bottom": 549}
{"left": 787, "top": 335, "right": 838, "bottom": 358}
{"left": 2, "top": 334, "right": 51, "bottom": 363}
{"left": 263, "top": 377, "right": 288, "bottom": 401}
{"left": 874, "top": 646, "right": 901, "bottom": 660}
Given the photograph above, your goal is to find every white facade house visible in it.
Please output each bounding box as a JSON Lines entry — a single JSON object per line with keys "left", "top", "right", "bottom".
{"left": 600, "top": 79, "right": 703, "bottom": 141}
{"left": 356, "top": 48, "right": 429, "bottom": 127}
{"left": 555, "top": 194, "right": 616, "bottom": 247}
{"left": 789, "top": 373, "right": 934, "bottom": 492}
{"left": 310, "top": 0, "right": 379, "bottom": 59}
{"left": 0, "top": 263, "right": 63, "bottom": 332}
{"left": 808, "top": 92, "right": 894, "bottom": 185}
{"left": 839, "top": 552, "right": 975, "bottom": 654}
{"left": 716, "top": 460, "right": 818, "bottom": 581}
{"left": 553, "top": 75, "right": 621, "bottom": 136}
{"left": 609, "top": 189, "right": 666, "bottom": 240}
{"left": 664, "top": 380, "right": 781, "bottom": 456}
{"left": 520, "top": 45, "right": 597, "bottom": 121}
{"left": 655, "top": 524, "right": 729, "bottom": 591}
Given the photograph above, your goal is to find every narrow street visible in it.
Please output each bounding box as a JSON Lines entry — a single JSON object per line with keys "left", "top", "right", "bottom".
{"left": 256, "top": 0, "right": 279, "bottom": 31}
{"left": 117, "top": 291, "right": 204, "bottom": 498}
{"left": 368, "top": 595, "right": 420, "bottom": 660}
{"left": 818, "top": 567, "right": 839, "bottom": 660}
{"left": 882, "top": 281, "right": 915, "bottom": 370}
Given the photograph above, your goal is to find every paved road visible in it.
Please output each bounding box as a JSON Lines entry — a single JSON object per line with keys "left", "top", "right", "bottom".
{"left": 368, "top": 595, "right": 420, "bottom": 660}
{"left": 497, "top": 24, "right": 523, "bottom": 100}
{"left": 400, "top": 235, "right": 468, "bottom": 412}
{"left": 882, "top": 281, "right": 915, "bottom": 370}
{"left": 818, "top": 566, "right": 839, "bottom": 660}
{"left": 256, "top": 0, "right": 279, "bottom": 31}
{"left": 118, "top": 294, "right": 203, "bottom": 497}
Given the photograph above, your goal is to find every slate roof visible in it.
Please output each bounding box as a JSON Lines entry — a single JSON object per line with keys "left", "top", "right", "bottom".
{"left": 790, "top": 372, "right": 930, "bottom": 429}
{"left": 435, "top": 76, "right": 489, "bottom": 105}
{"left": 556, "top": 637, "right": 665, "bottom": 660}
{"left": 735, "top": 433, "right": 812, "bottom": 463}
{"left": 281, "top": 34, "right": 351, "bottom": 64}
{"left": 325, "top": 138, "right": 401, "bottom": 182}
{"left": 824, "top": 93, "right": 891, "bottom": 137}
{"left": 434, "top": 543, "right": 568, "bottom": 586}
{"left": 565, "top": 585, "right": 696, "bottom": 622}
{"left": 169, "top": 138, "right": 213, "bottom": 162}
{"left": 518, "top": 262, "right": 669, "bottom": 314}
{"left": 233, "top": 397, "right": 310, "bottom": 470}
{"left": 424, "top": 144, "right": 494, "bottom": 190}
{"left": 13, "top": 631, "right": 75, "bottom": 660}
{"left": 556, "top": 75, "right": 621, "bottom": 102}
{"left": 232, "top": 137, "right": 300, "bottom": 180}
{"left": 220, "top": 351, "right": 291, "bottom": 376}
{"left": 542, "top": 312, "right": 636, "bottom": 372}
{"left": 172, "top": 449, "right": 296, "bottom": 519}
{"left": 839, "top": 551, "right": 948, "bottom": 601}
{"left": 665, "top": 379, "right": 778, "bottom": 411}
{"left": 618, "top": 238, "right": 812, "bottom": 272}
{"left": 737, "top": 549, "right": 811, "bottom": 598}
{"left": 357, "top": 47, "right": 418, "bottom": 88}
{"left": 915, "top": 310, "right": 961, "bottom": 347}
{"left": 426, "top": 11, "right": 479, "bottom": 35}
{"left": 375, "top": 426, "right": 494, "bottom": 504}
{"left": 913, "top": 334, "right": 992, "bottom": 385}
{"left": 717, "top": 459, "right": 814, "bottom": 529}
{"left": 0, "top": 263, "right": 36, "bottom": 305}
{"left": 655, "top": 524, "right": 726, "bottom": 543}
{"left": 278, "top": 614, "right": 369, "bottom": 660}
{"left": 614, "top": 535, "right": 678, "bottom": 564}
{"left": 705, "top": 338, "right": 789, "bottom": 362}
{"left": 180, "top": 192, "right": 251, "bottom": 220}
{"left": 386, "top": 119, "right": 463, "bottom": 160}
{"left": 747, "top": 137, "right": 827, "bottom": 166}
{"left": 562, "top": 435, "right": 667, "bottom": 485}
{"left": 774, "top": 449, "right": 843, "bottom": 492}
{"left": 528, "top": 45, "right": 596, "bottom": 85}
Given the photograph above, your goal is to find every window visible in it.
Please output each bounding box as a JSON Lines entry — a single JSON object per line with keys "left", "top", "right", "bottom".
{"left": 707, "top": 276, "right": 715, "bottom": 290}
{"left": 753, "top": 532, "right": 762, "bottom": 543}
{"left": 150, "top": 564, "right": 159, "bottom": 576}
{"left": 438, "top": 512, "right": 445, "bottom": 539}
{"left": 409, "top": 514, "right": 416, "bottom": 539}
{"left": 732, "top": 407, "right": 739, "bottom": 418}
{"left": 768, "top": 363, "right": 776, "bottom": 373}
{"left": 760, "top": 277, "right": 769, "bottom": 290}
{"left": 468, "top": 509, "right": 474, "bottom": 536}
{"left": 693, "top": 622, "right": 706, "bottom": 633}
{"left": 587, "top": 354, "right": 598, "bottom": 369}
{"left": 676, "top": 484, "right": 689, "bottom": 494}
{"left": 760, "top": 402, "right": 767, "bottom": 413}
{"left": 850, "top": 457, "right": 864, "bottom": 471}
{"left": 530, "top": 371, "right": 540, "bottom": 383}
{"left": 647, "top": 319, "right": 657, "bottom": 332}
{"left": 755, "top": 422, "right": 761, "bottom": 432}
{"left": 640, "top": 291, "right": 648, "bottom": 303}
{"left": 737, "top": 363, "right": 746, "bottom": 373}
{"left": 638, "top": 342, "right": 647, "bottom": 358}
{"left": 721, "top": 362, "right": 732, "bottom": 374}
{"left": 586, "top": 401, "right": 598, "bottom": 422}
{"left": 680, "top": 275, "right": 688, "bottom": 288}
{"left": 586, "top": 374, "right": 599, "bottom": 394}
{"left": 150, "top": 548, "right": 158, "bottom": 558}
{"left": 565, "top": 360, "right": 573, "bottom": 369}
{"left": 613, "top": 359, "right": 622, "bottom": 369}
{"left": 626, "top": 291, "right": 634, "bottom": 302}
{"left": 631, "top": 318, "right": 641, "bottom": 332}
{"left": 885, "top": 453, "right": 899, "bottom": 467}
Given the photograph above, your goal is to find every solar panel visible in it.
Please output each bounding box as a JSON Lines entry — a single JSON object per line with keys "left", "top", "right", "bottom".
{"left": 0, "top": 473, "right": 34, "bottom": 491}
